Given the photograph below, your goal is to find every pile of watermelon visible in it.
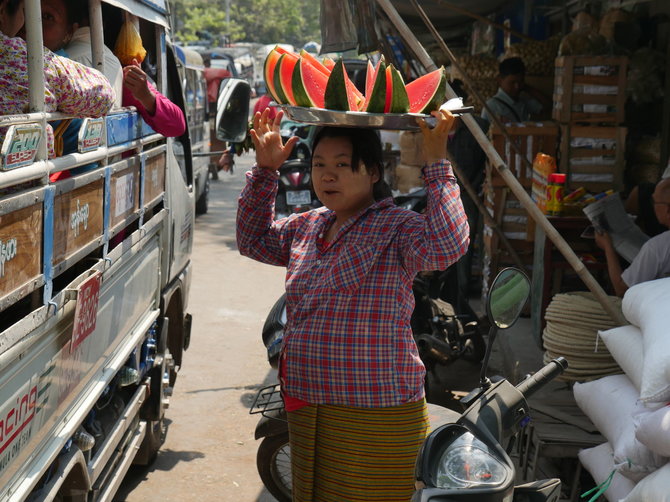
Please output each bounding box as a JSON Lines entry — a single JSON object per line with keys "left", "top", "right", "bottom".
{"left": 264, "top": 46, "right": 446, "bottom": 114}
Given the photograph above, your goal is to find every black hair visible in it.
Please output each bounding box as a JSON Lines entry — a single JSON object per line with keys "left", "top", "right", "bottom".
{"left": 66, "top": 0, "right": 89, "bottom": 26}
{"left": 3, "top": 0, "right": 22, "bottom": 16}
{"left": 450, "top": 79, "right": 468, "bottom": 101}
{"left": 311, "top": 126, "right": 392, "bottom": 201}
{"left": 498, "top": 57, "right": 525, "bottom": 77}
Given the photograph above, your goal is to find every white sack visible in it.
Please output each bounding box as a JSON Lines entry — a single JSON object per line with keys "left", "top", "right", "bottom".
{"left": 621, "top": 462, "right": 670, "bottom": 502}
{"left": 635, "top": 404, "right": 670, "bottom": 457}
{"left": 573, "top": 374, "right": 666, "bottom": 480}
{"left": 621, "top": 277, "right": 670, "bottom": 404}
{"left": 578, "top": 442, "right": 635, "bottom": 502}
{"left": 599, "top": 325, "right": 644, "bottom": 391}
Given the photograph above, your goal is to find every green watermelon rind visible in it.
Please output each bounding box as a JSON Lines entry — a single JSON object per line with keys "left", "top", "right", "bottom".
{"left": 364, "top": 60, "right": 387, "bottom": 113}
{"left": 324, "top": 59, "right": 351, "bottom": 111}
{"left": 272, "top": 54, "right": 288, "bottom": 104}
{"left": 389, "top": 65, "right": 409, "bottom": 113}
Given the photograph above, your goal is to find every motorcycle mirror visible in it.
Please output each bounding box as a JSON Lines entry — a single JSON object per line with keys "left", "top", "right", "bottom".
{"left": 215, "top": 78, "right": 251, "bottom": 143}
{"left": 474, "top": 268, "right": 530, "bottom": 393}
{"left": 487, "top": 268, "right": 530, "bottom": 329}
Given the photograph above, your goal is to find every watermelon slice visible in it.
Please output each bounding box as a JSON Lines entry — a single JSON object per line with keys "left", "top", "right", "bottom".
{"left": 405, "top": 67, "right": 447, "bottom": 114}
{"left": 324, "top": 59, "right": 360, "bottom": 111}
{"left": 322, "top": 57, "right": 336, "bottom": 71}
{"left": 273, "top": 52, "right": 300, "bottom": 105}
{"left": 292, "top": 57, "right": 329, "bottom": 109}
{"left": 384, "top": 66, "right": 393, "bottom": 113}
{"left": 263, "top": 48, "right": 284, "bottom": 103}
{"left": 363, "top": 60, "right": 386, "bottom": 113}
{"left": 299, "top": 49, "right": 331, "bottom": 77}
{"left": 343, "top": 69, "right": 361, "bottom": 111}
{"left": 388, "top": 65, "right": 409, "bottom": 113}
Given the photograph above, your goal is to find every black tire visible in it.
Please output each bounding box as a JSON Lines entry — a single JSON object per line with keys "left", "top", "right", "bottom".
{"left": 195, "top": 177, "right": 209, "bottom": 215}
{"left": 256, "top": 432, "right": 292, "bottom": 502}
{"left": 139, "top": 417, "right": 166, "bottom": 465}
{"left": 461, "top": 331, "right": 486, "bottom": 363}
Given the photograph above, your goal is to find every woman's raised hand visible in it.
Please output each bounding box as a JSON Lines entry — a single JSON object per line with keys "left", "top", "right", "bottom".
{"left": 250, "top": 109, "right": 299, "bottom": 171}
{"left": 418, "top": 108, "right": 456, "bottom": 165}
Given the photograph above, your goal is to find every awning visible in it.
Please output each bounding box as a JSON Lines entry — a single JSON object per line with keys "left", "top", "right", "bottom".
{"left": 102, "top": 0, "right": 170, "bottom": 29}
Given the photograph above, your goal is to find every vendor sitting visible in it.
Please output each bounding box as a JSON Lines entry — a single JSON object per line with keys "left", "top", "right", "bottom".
{"left": 481, "top": 57, "right": 549, "bottom": 124}
{"left": 595, "top": 178, "right": 670, "bottom": 297}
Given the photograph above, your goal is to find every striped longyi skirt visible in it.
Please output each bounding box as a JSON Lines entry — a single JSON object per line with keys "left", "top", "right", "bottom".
{"left": 287, "top": 399, "right": 428, "bottom": 501}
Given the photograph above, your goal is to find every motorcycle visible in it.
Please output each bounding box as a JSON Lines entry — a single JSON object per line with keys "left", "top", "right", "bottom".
{"left": 273, "top": 119, "right": 321, "bottom": 220}
{"left": 412, "top": 267, "right": 568, "bottom": 502}
{"left": 250, "top": 268, "right": 556, "bottom": 502}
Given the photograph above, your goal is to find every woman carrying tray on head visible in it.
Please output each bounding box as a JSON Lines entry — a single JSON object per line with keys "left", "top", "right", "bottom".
{"left": 237, "top": 108, "right": 469, "bottom": 501}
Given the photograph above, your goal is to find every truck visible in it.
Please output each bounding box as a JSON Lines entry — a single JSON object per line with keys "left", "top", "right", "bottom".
{"left": 0, "top": 0, "right": 249, "bottom": 500}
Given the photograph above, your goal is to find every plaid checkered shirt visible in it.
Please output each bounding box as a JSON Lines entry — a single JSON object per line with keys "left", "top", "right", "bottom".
{"left": 237, "top": 159, "right": 469, "bottom": 408}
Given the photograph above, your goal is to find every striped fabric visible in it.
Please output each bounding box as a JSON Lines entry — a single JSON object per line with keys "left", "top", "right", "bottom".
{"left": 287, "top": 400, "right": 428, "bottom": 501}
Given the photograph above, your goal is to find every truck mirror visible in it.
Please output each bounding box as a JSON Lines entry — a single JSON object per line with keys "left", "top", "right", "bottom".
{"left": 215, "top": 78, "right": 250, "bottom": 143}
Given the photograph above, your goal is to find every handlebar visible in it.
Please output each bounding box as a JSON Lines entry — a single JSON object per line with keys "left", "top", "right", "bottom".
{"left": 515, "top": 357, "right": 568, "bottom": 400}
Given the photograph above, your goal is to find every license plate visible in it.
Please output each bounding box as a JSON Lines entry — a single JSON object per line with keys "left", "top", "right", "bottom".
{"left": 286, "top": 190, "right": 311, "bottom": 206}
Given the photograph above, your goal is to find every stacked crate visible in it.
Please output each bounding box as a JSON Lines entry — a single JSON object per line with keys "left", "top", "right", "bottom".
{"left": 553, "top": 56, "right": 628, "bottom": 192}
{"left": 483, "top": 122, "right": 560, "bottom": 289}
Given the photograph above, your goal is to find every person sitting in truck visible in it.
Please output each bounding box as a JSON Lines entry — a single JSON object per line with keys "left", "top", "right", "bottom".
{"left": 595, "top": 178, "right": 670, "bottom": 297}
{"left": 0, "top": 0, "right": 115, "bottom": 160}
{"left": 481, "top": 57, "right": 549, "bottom": 124}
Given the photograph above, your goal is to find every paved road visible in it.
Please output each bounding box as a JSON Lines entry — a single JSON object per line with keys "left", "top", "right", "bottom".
{"left": 116, "top": 151, "right": 285, "bottom": 501}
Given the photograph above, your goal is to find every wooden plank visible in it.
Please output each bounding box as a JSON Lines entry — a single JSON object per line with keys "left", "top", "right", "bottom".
{"left": 0, "top": 203, "right": 42, "bottom": 299}
{"left": 110, "top": 164, "right": 141, "bottom": 229}
{"left": 52, "top": 180, "right": 104, "bottom": 266}
{"left": 143, "top": 152, "right": 166, "bottom": 207}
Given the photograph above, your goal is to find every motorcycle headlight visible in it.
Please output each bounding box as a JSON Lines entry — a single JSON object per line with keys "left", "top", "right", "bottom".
{"left": 434, "top": 431, "right": 508, "bottom": 489}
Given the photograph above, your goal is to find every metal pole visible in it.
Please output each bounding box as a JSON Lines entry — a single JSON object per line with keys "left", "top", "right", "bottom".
{"left": 377, "top": 0, "right": 626, "bottom": 326}
{"left": 25, "top": 0, "right": 47, "bottom": 161}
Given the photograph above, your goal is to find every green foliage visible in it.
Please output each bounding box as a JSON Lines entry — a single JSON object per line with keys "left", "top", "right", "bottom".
{"left": 171, "top": 0, "right": 320, "bottom": 46}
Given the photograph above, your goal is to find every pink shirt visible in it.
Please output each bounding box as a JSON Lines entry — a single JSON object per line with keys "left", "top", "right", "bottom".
{"left": 0, "top": 31, "right": 115, "bottom": 158}
{"left": 122, "top": 81, "right": 186, "bottom": 138}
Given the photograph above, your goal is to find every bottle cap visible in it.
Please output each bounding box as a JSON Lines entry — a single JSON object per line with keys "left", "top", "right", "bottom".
{"left": 549, "top": 173, "right": 566, "bottom": 183}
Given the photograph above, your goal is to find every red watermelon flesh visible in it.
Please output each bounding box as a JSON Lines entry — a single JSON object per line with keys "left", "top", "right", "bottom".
{"left": 299, "top": 50, "right": 331, "bottom": 77}
{"left": 294, "top": 57, "right": 328, "bottom": 108}
{"left": 322, "top": 57, "right": 335, "bottom": 71}
{"left": 276, "top": 53, "right": 300, "bottom": 106}
{"left": 405, "top": 67, "right": 446, "bottom": 114}
{"left": 384, "top": 66, "right": 393, "bottom": 113}
{"left": 362, "top": 59, "right": 383, "bottom": 111}
{"left": 263, "top": 49, "right": 284, "bottom": 103}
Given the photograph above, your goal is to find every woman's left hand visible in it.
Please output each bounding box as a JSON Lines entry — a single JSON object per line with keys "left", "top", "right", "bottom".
{"left": 418, "top": 108, "right": 456, "bottom": 164}
{"left": 123, "top": 58, "right": 157, "bottom": 114}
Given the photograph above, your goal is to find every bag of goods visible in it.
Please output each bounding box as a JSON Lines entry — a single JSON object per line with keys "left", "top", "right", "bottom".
{"left": 574, "top": 374, "right": 668, "bottom": 481}
{"left": 627, "top": 48, "right": 665, "bottom": 104}
{"left": 451, "top": 54, "right": 498, "bottom": 80}
{"left": 502, "top": 35, "right": 561, "bottom": 76}
{"left": 634, "top": 404, "right": 670, "bottom": 457}
{"left": 599, "top": 8, "right": 636, "bottom": 45}
{"left": 531, "top": 153, "right": 557, "bottom": 214}
{"left": 558, "top": 11, "right": 608, "bottom": 56}
{"left": 622, "top": 277, "right": 670, "bottom": 404}
{"left": 114, "top": 19, "right": 147, "bottom": 66}
{"left": 599, "top": 324, "right": 644, "bottom": 392}
{"left": 578, "top": 442, "right": 635, "bottom": 502}
{"left": 621, "top": 463, "right": 670, "bottom": 502}
{"left": 263, "top": 47, "right": 447, "bottom": 115}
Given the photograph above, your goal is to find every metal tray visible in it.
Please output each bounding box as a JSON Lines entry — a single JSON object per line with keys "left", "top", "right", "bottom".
{"left": 280, "top": 105, "right": 473, "bottom": 130}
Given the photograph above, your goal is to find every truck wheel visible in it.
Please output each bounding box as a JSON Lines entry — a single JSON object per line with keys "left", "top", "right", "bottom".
{"left": 137, "top": 417, "right": 166, "bottom": 465}
{"left": 195, "top": 177, "right": 209, "bottom": 215}
{"left": 256, "top": 432, "right": 292, "bottom": 502}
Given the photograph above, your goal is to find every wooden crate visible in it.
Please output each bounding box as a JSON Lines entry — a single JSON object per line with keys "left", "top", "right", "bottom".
{"left": 110, "top": 163, "right": 141, "bottom": 231}
{"left": 490, "top": 122, "right": 560, "bottom": 189}
{"left": 0, "top": 201, "right": 42, "bottom": 301}
{"left": 553, "top": 56, "right": 628, "bottom": 124}
{"left": 53, "top": 179, "right": 104, "bottom": 266}
{"left": 559, "top": 125, "right": 627, "bottom": 193}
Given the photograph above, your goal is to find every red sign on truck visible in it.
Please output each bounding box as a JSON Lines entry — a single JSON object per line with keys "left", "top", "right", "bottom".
{"left": 71, "top": 271, "right": 101, "bottom": 352}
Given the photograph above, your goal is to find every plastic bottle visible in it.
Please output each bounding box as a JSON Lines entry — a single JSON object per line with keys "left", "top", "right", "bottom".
{"left": 546, "top": 173, "right": 566, "bottom": 216}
